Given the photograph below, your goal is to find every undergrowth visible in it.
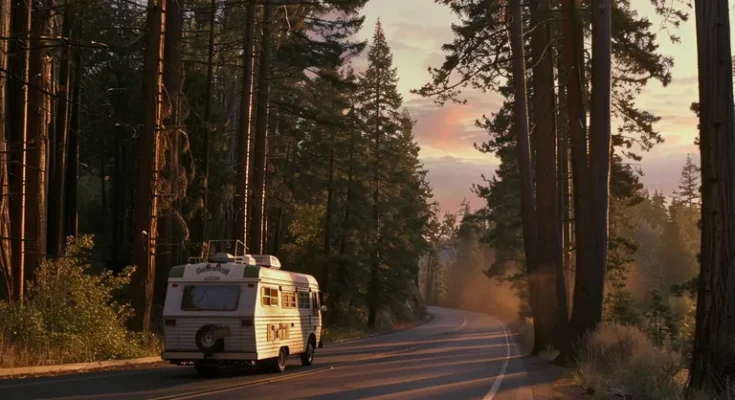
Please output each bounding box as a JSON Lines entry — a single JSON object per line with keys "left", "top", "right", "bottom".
{"left": 0, "top": 236, "right": 159, "bottom": 368}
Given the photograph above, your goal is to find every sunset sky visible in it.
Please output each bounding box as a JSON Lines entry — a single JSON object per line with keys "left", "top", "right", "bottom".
{"left": 351, "top": 0, "right": 705, "bottom": 213}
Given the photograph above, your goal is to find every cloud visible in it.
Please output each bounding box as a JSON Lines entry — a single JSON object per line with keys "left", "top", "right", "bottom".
{"left": 407, "top": 94, "right": 504, "bottom": 152}
{"left": 422, "top": 156, "right": 497, "bottom": 213}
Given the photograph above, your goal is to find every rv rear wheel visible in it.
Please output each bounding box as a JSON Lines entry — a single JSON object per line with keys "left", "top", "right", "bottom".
{"left": 300, "top": 339, "right": 315, "bottom": 366}
{"left": 274, "top": 347, "right": 288, "bottom": 373}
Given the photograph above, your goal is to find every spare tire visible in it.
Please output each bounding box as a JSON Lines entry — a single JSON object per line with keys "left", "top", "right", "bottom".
{"left": 195, "top": 324, "right": 224, "bottom": 353}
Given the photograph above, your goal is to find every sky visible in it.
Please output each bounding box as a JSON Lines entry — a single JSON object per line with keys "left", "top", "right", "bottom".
{"left": 351, "top": 0, "right": 706, "bottom": 214}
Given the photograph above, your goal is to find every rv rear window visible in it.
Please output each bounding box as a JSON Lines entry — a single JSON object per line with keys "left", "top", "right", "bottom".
{"left": 261, "top": 287, "right": 279, "bottom": 307}
{"left": 181, "top": 285, "right": 240, "bottom": 311}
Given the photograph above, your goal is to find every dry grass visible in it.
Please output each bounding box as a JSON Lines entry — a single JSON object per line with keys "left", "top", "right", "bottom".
{"left": 574, "top": 323, "right": 685, "bottom": 400}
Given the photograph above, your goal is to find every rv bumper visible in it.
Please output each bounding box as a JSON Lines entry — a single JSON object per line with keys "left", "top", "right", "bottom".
{"left": 161, "top": 351, "right": 258, "bottom": 361}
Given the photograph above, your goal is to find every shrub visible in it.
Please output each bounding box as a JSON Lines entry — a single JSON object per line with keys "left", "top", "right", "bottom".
{"left": 575, "top": 323, "right": 685, "bottom": 400}
{"left": 0, "top": 235, "right": 159, "bottom": 367}
{"left": 518, "top": 317, "right": 534, "bottom": 353}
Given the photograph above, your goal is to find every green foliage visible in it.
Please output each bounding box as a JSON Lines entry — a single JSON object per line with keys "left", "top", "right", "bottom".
{"left": 643, "top": 290, "right": 678, "bottom": 346}
{"left": 0, "top": 236, "right": 158, "bottom": 367}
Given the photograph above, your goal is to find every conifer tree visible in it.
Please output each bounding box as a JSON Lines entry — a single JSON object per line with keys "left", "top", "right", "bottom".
{"left": 357, "top": 21, "right": 404, "bottom": 328}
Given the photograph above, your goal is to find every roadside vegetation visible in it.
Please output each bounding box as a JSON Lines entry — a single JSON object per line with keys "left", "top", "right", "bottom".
{"left": 0, "top": 236, "right": 159, "bottom": 368}
{"left": 0, "top": 0, "right": 430, "bottom": 368}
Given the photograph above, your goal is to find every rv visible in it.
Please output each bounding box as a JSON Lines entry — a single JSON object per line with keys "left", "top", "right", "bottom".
{"left": 160, "top": 242, "right": 326, "bottom": 377}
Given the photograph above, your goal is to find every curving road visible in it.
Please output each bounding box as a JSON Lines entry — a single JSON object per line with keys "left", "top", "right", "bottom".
{"left": 0, "top": 307, "right": 552, "bottom": 400}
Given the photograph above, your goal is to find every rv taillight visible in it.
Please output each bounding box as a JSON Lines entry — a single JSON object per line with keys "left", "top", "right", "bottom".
{"left": 171, "top": 283, "right": 179, "bottom": 288}
{"left": 241, "top": 319, "right": 253, "bottom": 327}
{"left": 165, "top": 319, "right": 176, "bottom": 327}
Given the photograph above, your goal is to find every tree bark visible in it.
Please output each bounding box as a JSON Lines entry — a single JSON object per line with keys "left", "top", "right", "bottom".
{"left": 8, "top": 0, "right": 31, "bottom": 300}
{"left": 155, "top": 0, "right": 184, "bottom": 307}
{"left": 367, "top": 85, "right": 382, "bottom": 329}
{"left": 529, "top": 0, "right": 567, "bottom": 353}
{"left": 562, "top": 0, "right": 591, "bottom": 352}
{"left": 129, "top": 0, "right": 166, "bottom": 333}
{"left": 248, "top": 0, "right": 274, "bottom": 255}
{"left": 688, "top": 0, "right": 735, "bottom": 392}
{"left": 0, "top": 0, "right": 13, "bottom": 300}
{"left": 196, "top": 0, "right": 216, "bottom": 243}
{"left": 25, "top": 0, "right": 52, "bottom": 279}
{"left": 64, "top": 15, "right": 82, "bottom": 240}
{"left": 233, "top": 0, "right": 256, "bottom": 248}
{"left": 47, "top": 1, "right": 74, "bottom": 257}
{"left": 569, "top": 0, "right": 612, "bottom": 342}
{"left": 553, "top": 11, "right": 574, "bottom": 318}
{"left": 508, "top": 0, "right": 543, "bottom": 353}
{"left": 322, "top": 129, "right": 336, "bottom": 290}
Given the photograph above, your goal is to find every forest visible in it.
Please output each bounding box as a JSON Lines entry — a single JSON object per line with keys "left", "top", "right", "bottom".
{"left": 1, "top": 0, "right": 734, "bottom": 398}
{"left": 0, "top": 0, "right": 432, "bottom": 367}
{"left": 415, "top": 0, "right": 734, "bottom": 398}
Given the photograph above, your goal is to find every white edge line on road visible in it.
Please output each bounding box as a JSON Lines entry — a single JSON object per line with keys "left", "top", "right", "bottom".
{"left": 452, "top": 314, "right": 468, "bottom": 333}
{"left": 482, "top": 320, "right": 511, "bottom": 400}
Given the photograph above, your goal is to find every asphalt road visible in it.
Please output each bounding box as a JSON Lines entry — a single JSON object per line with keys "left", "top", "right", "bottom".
{"left": 0, "top": 307, "right": 549, "bottom": 400}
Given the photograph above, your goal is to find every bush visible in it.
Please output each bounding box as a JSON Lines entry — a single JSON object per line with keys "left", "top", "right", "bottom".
{"left": 0, "top": 235, "right": 159, "bottom": 367}
{"left": 518, "top": 317, "right": 534, "bottom": 353}
{"left": 575, "top": 323, "right": 685, "bottom": 400}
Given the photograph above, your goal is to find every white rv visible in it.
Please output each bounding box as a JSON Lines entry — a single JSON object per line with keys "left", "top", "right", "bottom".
{"left": 160, "top": 244, "right": 326, "bottom": 377}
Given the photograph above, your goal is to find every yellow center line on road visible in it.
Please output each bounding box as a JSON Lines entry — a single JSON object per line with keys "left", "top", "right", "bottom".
{"left": 150, "top": 313, "right": 470, "bottom": 400}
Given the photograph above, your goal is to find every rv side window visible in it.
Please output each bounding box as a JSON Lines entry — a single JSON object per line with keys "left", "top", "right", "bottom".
{"left": 261, "top": 287, "right": 279, "bottom": 307}
{"left": 312, "top": 292, "right": 320, "bottom": 309}
{"left": 283, "top": 291, "right": 296, "bottom": 308}
{"left": 181, "top": 285, "right": 240, "bottom": 311}
{"left": 298, "top": 292, "right": 310, "bottom": 309}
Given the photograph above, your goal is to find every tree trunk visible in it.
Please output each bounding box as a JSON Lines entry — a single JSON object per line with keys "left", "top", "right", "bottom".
{"left": 367, "top": 85, "right": 382, "bottom": 329}
{"left": 509, "top": 0, "right": 543, "bottom": 353}
{"left": 688, "top": 0, "right": 735, "bottom": 392}
{"left": 561, "top": 0, "right": 592, "bottom": 355}
{"left": 47, "top": 1, "right": 74, "bottom": 257}
{"left": 529, "top": 0, "right": 567, "bottom": 353}
{"left": 129, "top": 0, "right": 166, "bottom": 333}
{"left": 64, "top": 15, "right": 82, "bottom": 240}
{"left": 197, "top": 0, "right": 217, "bottom": 243}
{"left": 568, "top": 0, "right": 612, "bottom": 343}
{"left": 331, "top": 120, "right": 356, "bottom": 325}
{"left": 155, "top": 0, "right": 184, "bottom": 307}
{"left": 248, "top": 0, "right": 274, "bottom": 255}
{"left": 322, "top": 130, "right": 336, "bottom": 289}
{"left": 554, "top": 15, "right": 574, "bottom": 316}
{"left": 0, "top": 0, "right": 13, "bottom": 300}
{"left": 25, "top": 0, "right": 52, "bottom": 280}
{"left": 8, "top": 0, "right": 32, "bottom": 301}
{"left": 233, "top": 0, "right": 256, "bottom": 247}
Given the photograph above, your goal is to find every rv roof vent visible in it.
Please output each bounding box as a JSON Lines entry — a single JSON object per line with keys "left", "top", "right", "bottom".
{"left": 250, "top": 254, "right": 281, "bottom": 270}
{"left": 209, "top": 252, "right": 234, "bottom": 263}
